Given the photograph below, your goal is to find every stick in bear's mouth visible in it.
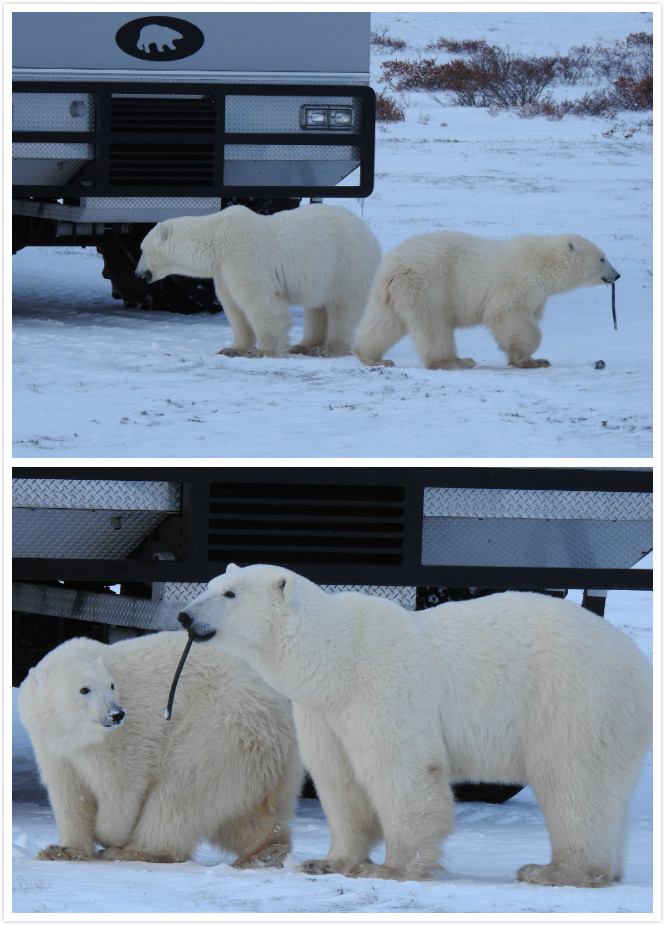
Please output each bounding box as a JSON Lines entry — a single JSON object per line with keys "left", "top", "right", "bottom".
{"left": 165, "top": 635, "right": 194, "bottom": 721}
{"left": 611, "top": 282, "right": 617, "bottom": 330}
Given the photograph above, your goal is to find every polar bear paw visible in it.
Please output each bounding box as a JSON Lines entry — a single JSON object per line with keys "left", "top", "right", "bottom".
{"left": 300, "top": 857, "right": 372, "bottom": 876}
{"left": 217, "top": 347, "right": 267, "bottom": 358}
{"left": 100, "top": 846, "right": 187, "bottom": 863}
{"left": 289, "top": 344, "right": 351, "bottom": 358}
{"left": 426, "top": 357, "right": 476, "bottom": 370}
{"left": 357, "top": 357, "right": 396, "bottom": 368}
{"left": 509, "top": 357, "right": 550, "bottom": 368}
{"left": 517, "top": 862, "right": 612, "bottom": 888}
{"left": 232, "top": 841, "right": 290, "bottom": 870}
{"left": 37, "top": 844, "right": 93, "bottom": 861}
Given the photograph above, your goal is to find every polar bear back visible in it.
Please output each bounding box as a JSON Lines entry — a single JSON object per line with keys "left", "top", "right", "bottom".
{"left": 211, "top": 204, "right": 381, "bottom": 309}
{"left": 333, "top": 589, "right": 651, "bottom": 781}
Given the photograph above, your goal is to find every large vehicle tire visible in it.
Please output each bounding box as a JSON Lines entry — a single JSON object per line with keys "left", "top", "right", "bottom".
{"left": 98, "top": 236, "right": 222, "bottom": 315}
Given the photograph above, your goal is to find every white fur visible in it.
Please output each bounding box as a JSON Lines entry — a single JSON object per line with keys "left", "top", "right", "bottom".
{"left": 18, "top": 633, "right": 302, "bottom": 865}
{"left": 137, "top": 204, "right": 381, "bottom": 357}
{"left": 353, "top": 230, "right": 620, "bottom": 369}
{"left": 182, "top": 564, "right": 652, "bottom": 885}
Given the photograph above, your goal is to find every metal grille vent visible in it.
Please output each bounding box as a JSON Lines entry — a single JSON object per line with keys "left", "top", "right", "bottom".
{"left": 109, "top": 96, "right": 216, "bottom": 187}
{"left": 207, "top": 482, "right": 405, "bottom": 566}
{"left": 110, "top": 96, "right": 216, "bottom": 134}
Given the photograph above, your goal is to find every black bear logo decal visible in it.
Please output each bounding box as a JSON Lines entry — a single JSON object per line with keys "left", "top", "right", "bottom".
{"left": 116, "top": 16, "right": 204, "bottom": 61}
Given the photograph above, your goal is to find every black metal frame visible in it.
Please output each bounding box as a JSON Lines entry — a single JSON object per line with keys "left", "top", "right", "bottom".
{"left": 12, "top": 81, "right": 376, "bottom": 199}
{"left": 12, "top": 467, "right": 653, "bottom": 591}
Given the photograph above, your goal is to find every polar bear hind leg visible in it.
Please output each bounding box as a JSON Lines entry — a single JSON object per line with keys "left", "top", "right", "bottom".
{"left": 518, "top": 750, "right": 642, "bottom": 887}
{"left": 289, "top": 306, "right": 327, "bottom": 355}
{"left": 353, "top": 292, "right": 406, "bottom": 368}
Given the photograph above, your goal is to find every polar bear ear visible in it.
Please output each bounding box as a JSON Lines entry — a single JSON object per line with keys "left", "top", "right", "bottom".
{"left": 226, "top": 563, "right": 239, "bottom": 574}
{"left": 27, "top": 666, "right": 42, "bottom": 687}
{"left": 275, "top": 572, "right": 302, "bottom": 609}
{"left": 567, "top": 240, "right": 579, "bottom": 256}
{"left": 159, "top": 224, "right": 172, "bottom": 243}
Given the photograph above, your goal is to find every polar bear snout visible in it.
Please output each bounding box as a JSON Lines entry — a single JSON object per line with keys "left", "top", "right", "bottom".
{"left": 102, "top": 707, "right": 125, "bottom": 728}
{"left": 178, "top": 610, "right": 217, "bottom": 642}
{"left": 135, "top": 266, "right": 153, "bottom": 284}
{"left": 602, "top": 269, "right": 620, "bottom": 284}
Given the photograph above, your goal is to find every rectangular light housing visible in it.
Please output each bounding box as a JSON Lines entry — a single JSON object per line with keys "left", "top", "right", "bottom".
{"left": 299, "top": 104, "right": 354, "bottom": 130}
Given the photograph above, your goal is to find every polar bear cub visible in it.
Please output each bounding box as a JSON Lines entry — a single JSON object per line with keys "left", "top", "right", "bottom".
{"left": 353, "top": 230, "right": 620, "bottom": 369}
{"left": 179, "top": 564, "right": 651, "bottom": 886}
{"left": 137, "top": 204, "right": 381, "bottom": 358}
{"left": 18, "top": 633, "right": 302, "bottom": 866}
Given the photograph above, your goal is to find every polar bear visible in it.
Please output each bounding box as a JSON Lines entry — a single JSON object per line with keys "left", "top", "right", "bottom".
{"left": 353, "top": 231, "right": 620, "bottom": 369}
{"left": 17, "top": 632, "right": 302, "bottom": 866}
{"left": 136, "top": 204, "right": 382, "bottom": 358}
{"left": 178, "top": 564, "right": 652, "bottom": 886}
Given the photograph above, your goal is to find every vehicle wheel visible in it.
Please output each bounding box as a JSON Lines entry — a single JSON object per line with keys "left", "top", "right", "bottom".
{"left": 98, "top": 238, "right": 222, "bottom": 315}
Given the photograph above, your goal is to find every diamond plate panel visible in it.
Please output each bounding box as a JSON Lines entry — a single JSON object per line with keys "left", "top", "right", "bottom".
{"left": 13, "top": 510, "right": 171, "bottom": 559}
{"left": 422, "top": 488, "right": 651, "bottom": 520}
{"left": 12, "top": 479, "right": 181, "bottom": 560}
{"left": 13, "top": 92, "right": 95, "bottom": 131}
{"left": 422, "top": 519, "right": 652, "bottom": 570}
{"left": 159, "top": 581, "right": 416, "bottom": 609}
{"left": 13, "top": 479, "right": 181, "bottom": 511}
{"left": 13, "top": 582, "right": 182, "bottom": 631}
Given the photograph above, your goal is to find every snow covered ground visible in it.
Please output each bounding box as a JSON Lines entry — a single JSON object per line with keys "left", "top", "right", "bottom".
{"left": 11, "top": 585, "right": 655, "bottom": 916}
{"left": 11, "top": 9, "right": 655, "bottom": 459}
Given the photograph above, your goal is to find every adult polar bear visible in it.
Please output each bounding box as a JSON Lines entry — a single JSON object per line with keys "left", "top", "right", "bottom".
{"left": 179, "top": 564, "right": 651, "bottom": 886}
{"left": 353, "top": 231, "right": 620, "bottom": 369}
{"left": 18, "top": 633, "right": 302, "bottom": 866}
{"left": 137, "top": 204, "right": 381, "bottom": 358}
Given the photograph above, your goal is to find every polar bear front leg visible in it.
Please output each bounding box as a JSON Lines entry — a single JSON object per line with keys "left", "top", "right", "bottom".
{"left": 34, "top": 754, "right": 98, "bottom": 859}
{"left": 212, "top": 281, "right": 258, "bottom": 357}
{"left": 488, "top": 308, "right": 550, "bottom": 369}
{"left": 293, "top": 705, "right": 381, "bottom": 875}
{"left": 353, "top": 756, "right": 453, "bottom": 881}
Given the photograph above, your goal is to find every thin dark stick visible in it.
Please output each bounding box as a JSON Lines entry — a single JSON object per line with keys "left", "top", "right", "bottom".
{"left": 165, "top": 635, "right": 194, "bottom": 721}
{"left": 612, "top": 282, "right": 617, "bottom": 330}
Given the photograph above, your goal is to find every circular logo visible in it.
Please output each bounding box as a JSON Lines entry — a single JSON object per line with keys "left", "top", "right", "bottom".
{"left": 116, "top": 16, "right": 204, "bottom": 62}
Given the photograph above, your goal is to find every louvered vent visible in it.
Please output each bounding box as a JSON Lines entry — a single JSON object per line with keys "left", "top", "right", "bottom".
{"left": 207, "top": 482, "right": 405, "bottom": 566}
{"left": 109, "top": 96, "right": 216, "bottom": 187}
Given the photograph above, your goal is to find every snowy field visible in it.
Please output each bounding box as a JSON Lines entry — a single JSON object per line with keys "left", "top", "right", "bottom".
{"left": 11, "top": 585, "right": 655, "bottom": 916}
{"left": 10, "top": 9, "right": 655, "bottom": 459}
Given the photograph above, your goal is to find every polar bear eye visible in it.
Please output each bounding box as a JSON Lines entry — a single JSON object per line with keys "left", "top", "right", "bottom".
{"left": 223, "top": 590, "right": 236, "bottom": 599}
{"left": 110, "top": 683, "right": 115, "bottom": 690}
{"left": 80, "top": 687, "right": 90, "bottom": 695}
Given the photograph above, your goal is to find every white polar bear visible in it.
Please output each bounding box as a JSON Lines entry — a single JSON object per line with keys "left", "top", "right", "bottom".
{"left": 136, "top": 204, "right": 382, "bottom": 358}
{"left": 17, "top": 632, "right": 302, "bottom": 866}
{"left": 179, "top": 564, "right": 652, "bottom": 886}
{"left": 353, "top": 230, "right": 620, "bottom": 369}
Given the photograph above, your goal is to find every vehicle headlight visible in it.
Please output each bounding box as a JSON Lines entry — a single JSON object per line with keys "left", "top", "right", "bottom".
{"left": 299, "top": 104, "right": 354, "bottom": 131}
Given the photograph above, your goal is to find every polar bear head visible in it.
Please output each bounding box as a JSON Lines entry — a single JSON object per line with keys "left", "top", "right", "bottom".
{"left": 541, "top": 234, "right": 620, "bottom": 294}
{"left": 136, "top": 217, "right": 206, "bottom": 284}
{"left": 178, "top": 564, "right": 307, "bottom": 674}
{"left": 17, "top": 638, "right": 125, "bottom": 754}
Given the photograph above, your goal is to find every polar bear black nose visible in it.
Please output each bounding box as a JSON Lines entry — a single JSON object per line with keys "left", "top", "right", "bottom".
{"left": 109, "top": 708, "right": 125, "bottom": 725}
{"left": 136, "top": 269, "right": 153, "bottom": 283}
{"left": 178, "top": 611, "right": 193, "bottom": 629}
